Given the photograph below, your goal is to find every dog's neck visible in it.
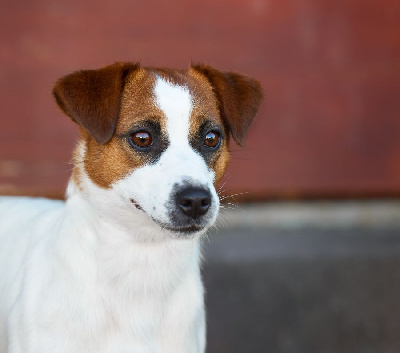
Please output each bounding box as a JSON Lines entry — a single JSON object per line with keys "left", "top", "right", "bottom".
{"left": 61, "top": 165, "right": 202, "bottom": 295}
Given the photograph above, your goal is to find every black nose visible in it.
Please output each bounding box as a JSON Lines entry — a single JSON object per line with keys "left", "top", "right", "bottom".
{"left": 176, "top": 187, "right": 212, "bottom": 219}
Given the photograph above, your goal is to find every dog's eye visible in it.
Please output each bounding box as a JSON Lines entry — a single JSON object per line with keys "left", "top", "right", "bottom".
{"left": 203, "top": 131, "right": 220, "bottom": 148}
{"left": 130, "top": 131, "right": 152, "bottom": 148}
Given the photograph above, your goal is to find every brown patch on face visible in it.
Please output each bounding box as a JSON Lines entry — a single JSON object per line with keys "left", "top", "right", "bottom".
{"left": 82, "top": 69, "right": 168, "bottom": 188}
{"left": 212, "top": 140, "right": 230, "bottom": 184}
{"left": 190, "top": 64, "right": 263, "bottom": 147}
{"left": 116, "top": 69, "right": 166, "bottom": 135}
{"left": 83, "top": 133, "right": 140, "bottom": 189}
{"left": 187, "top": 68, "right": 231, "bottom": 184}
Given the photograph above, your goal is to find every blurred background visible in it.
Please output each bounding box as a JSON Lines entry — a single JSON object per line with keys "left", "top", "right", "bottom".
{"left": 1, "top": 0, "right": 400, "bottom": 352}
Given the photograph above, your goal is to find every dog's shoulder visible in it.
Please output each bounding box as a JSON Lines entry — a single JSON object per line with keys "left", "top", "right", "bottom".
{"left": 0, "top": 196, "right": 64, "bottom": 215}
{"left": 0, "top": 196, "right": 64, "bottom": 235}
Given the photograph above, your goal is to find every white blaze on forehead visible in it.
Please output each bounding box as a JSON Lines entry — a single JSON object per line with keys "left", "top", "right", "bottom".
{"left": 154, "top": 77, "right": 193, "bottom": 145}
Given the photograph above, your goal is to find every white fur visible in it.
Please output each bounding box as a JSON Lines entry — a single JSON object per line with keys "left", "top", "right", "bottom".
{"left": 0, "top": 78, "right": 220, "bottom": 352}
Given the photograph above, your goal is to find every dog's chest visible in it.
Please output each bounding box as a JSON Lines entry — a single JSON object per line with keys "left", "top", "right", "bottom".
{"left": 59, "top": 236, "right": 202, "bottom": 350}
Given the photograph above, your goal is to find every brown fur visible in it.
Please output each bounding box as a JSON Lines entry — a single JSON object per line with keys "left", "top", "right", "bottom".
{"left": 83, "top": 69, "right": 164, "bottom": 188}
{"left": 186, "top": 69, "right": 230, "bottom": 182}
{"left": 191, "top": 64, "right": 263, "bottom": 147}
{"left": 53, "top": 63, "right": 262, "bottom": 188}
{"left": 53, "top": 62, "right": 140, "bottom": 145}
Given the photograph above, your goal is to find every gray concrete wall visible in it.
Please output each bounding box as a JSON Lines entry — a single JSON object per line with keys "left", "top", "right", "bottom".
{"left": 203, "top": 201, "right": 400, "bottom": 353}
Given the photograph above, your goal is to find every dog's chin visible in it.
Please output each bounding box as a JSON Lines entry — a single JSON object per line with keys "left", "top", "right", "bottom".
{"left": 157, "top": 223, "right": 208, "bottom": 238}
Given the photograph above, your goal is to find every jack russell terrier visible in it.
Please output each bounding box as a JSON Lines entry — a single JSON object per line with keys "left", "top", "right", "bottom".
{"left": 0, "top": 63, "right": 262, "bottom": 353}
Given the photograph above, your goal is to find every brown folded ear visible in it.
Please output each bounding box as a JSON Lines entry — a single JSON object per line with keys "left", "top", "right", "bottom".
{"left": 191, "top": 64, "right": 263, "bottom": 146}
{"left": 53, "top": 62, "right": 140, "bottom": 145}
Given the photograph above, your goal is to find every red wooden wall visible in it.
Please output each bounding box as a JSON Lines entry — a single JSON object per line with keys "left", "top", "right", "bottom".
{"left": 1, "top": 0, "right": 400, "bottom": 199}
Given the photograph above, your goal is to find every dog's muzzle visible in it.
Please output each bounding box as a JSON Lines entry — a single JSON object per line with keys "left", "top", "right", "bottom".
{"left": 160, "top": 185, "right": 214, "bottom": 235}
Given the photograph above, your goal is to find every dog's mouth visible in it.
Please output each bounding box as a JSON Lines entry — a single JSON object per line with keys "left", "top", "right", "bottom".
{"left": 164, "top": 223, "right": 204, "bottom": 234}
{"left": 130, "top": 198, "right": 208, "bottom": 236}
{"left": 130, "top": 199, "right": 143, "bottom": 211}
{"left": 155, "top": 222, "right": 205, "bottom": 235}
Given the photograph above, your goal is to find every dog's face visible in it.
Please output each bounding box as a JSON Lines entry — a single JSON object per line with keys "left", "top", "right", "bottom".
{"left": 53, "top": 63, "right": 262, "bottom": 239}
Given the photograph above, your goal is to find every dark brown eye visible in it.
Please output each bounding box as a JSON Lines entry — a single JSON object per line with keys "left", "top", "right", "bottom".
{"left": 131, "top": 131, "right": 152, "bottom": 148}
{"left": 204, "top": 131, "right": 220, "bottom": 148}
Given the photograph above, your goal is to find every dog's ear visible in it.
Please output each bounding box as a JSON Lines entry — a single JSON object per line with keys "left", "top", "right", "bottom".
{"left": 53, "top": 62, "right": 140, "bottom": 145}
{"left": 191, "top": 64, "right": 263, "bottom": 146}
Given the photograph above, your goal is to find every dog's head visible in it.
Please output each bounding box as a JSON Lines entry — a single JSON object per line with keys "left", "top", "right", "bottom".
{"left": 53, "top": 63, "right": 262, "bottom": 239}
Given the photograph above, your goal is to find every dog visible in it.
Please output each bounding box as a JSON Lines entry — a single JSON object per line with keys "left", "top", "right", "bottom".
{"left": 0, "top": 63, "right": 262, "bottom": 352}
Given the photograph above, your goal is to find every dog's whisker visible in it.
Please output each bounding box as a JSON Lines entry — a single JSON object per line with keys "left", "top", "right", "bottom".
{"left": 222, "top": 202, "right": 241, "bottom": 210}
{"left": 219, "top": 191, "right": 249, "bottom": 201}
{"left": 215, "top": 213, "right": 229, "bottom": 228}
{"left": 203, "top": 230, "right": 212, "bottom": 242}
{"left": 220, "top": 206, "right": 239, "bottom": 211}
{"left": 216, "top": 180, "right": 229, "bottom": 195}
{"left": 210, "top": 222, "right": 221, "bottom": 234}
